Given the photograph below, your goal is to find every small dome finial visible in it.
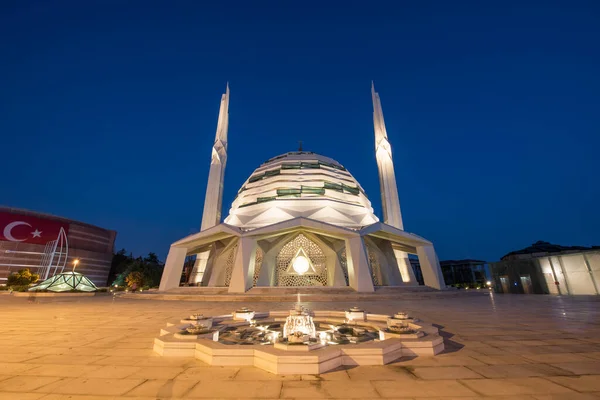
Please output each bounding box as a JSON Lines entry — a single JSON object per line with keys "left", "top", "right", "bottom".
{"left": 298, "top": 140, "right": 303, "bottom": 151}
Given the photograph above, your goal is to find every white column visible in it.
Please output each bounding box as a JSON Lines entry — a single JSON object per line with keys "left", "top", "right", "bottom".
{"left": 393, "top": 248, "right": 417, "bottom": 284}
{"left": 345, "top": 236, "right": 375, "bottom": 292}
{"left": 188, "top": 249, "right": 211, "bottom": 285}
{"left": 416, "top": 245, "right": 445, "bottom": 290}
{"left": 159, "top": 246, "right": 188, "bottom": 291}
{"left": 207, "top": 250, "right": 227, "bottom": 287}
{"left": 256, "top": 253, "right": 276, "bottom": 286}
{"left": 228, "top": 237, "right": 258, "bottom": 293}
{"left": 329, "top": 255, "right": 347, "bottom": 287}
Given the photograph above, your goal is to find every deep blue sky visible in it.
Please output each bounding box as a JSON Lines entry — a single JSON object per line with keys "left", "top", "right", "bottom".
{"left": 2, "top": 1, "right": 599, "bottom": 262}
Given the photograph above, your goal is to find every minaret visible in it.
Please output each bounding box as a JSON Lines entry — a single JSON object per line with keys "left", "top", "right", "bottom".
{"left": 201, "top": 83, "right": 230, "bottom": 231}
{"left": 372, "top": 82, "right": 403, "bottom": 229}
{"left": 371, "top": 82, "right": 416, "bottom": 283}
{"left": 190, "top": 84, "right": 229, "bottom": 285}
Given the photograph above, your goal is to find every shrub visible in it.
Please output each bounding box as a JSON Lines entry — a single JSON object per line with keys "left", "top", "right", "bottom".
{"left": 7, "top": 268, "right": 39, "bottom": 286}
{"left": 125, "top": 271, "right": 144, "bottom": 289}
{"left": 0, "top": 285, "right": 9, "bottom": 291}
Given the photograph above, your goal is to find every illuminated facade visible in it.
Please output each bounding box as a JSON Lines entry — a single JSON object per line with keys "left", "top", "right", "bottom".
{"left": 0, "top": 207, "right": 116, "bottom": 286}
{"left": 159, "top": 84, "right": 445, "bottom": 293}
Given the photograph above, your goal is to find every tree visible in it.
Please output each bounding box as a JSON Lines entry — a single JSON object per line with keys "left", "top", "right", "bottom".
{"left": 107, "top": 248, "right": 134, "bottom": 284}
{"left": 125, "top": 271, "right": 144, "bottom": 289}
{"left": 144, "top": 252, "right": 159, "bottom": 264}
{"left": 7, "top": 268, "right": 40, "bottom": 286}
{"left": 111, "top": 252, "right": 164, "bottom": 288}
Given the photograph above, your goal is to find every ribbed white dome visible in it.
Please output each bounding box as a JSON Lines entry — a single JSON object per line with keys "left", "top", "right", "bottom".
{"left": 224, "top": 152, "right": 379, "bottom": 230}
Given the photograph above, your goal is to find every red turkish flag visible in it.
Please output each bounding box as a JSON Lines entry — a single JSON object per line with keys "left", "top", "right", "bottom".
{"left": 0, "top": 212, "right": 69, "bottom": 245}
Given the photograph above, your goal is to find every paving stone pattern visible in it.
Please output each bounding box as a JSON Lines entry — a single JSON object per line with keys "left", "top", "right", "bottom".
{"left": 0, "top": 292, "right": 599, "bottom": 399}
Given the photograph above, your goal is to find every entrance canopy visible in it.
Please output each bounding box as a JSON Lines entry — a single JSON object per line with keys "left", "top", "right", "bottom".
{"left": 159, "top": 218, "right": 445, "bottom": 293}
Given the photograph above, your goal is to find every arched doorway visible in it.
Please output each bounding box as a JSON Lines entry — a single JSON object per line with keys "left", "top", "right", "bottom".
{"left": 275, "top": 234, "right": 327, "bottom": 286}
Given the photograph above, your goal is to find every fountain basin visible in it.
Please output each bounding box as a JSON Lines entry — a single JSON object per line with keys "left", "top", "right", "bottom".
{"left": 379, "top": 329, "right": 424, "bottom": 340}
{"left": 154, "top": 309, "right": 444, "bottom": 374}
{"left": 174, "top": 328, "right": 219, "bottom": 341}
{"left": 274, "top": 342, "right": 325, "bottom": 351}
{"left": 181, "top": 317, "right": 213, "bottom": 328}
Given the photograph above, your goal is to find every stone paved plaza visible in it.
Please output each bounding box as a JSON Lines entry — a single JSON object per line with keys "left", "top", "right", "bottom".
{"left": 0, "top": 292, "right": 599, "bottom": 399}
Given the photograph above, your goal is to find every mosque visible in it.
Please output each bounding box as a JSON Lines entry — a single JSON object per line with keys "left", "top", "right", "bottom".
{"left": 158, "top": 84, "right": 445, "bottom": 293}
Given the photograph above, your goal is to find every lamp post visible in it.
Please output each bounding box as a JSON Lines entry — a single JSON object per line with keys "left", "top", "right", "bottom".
{"left": 72, "top": 259, "right": 80, "bottom": 273}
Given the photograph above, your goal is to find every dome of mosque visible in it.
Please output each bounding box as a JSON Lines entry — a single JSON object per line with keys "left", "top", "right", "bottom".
{"left": 224, "top": 152, "right": 379, "bottom": 230}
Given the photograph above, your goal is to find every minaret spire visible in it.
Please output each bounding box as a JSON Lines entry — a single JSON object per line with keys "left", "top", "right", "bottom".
{"left": 189, "top": 84, "right": 230, "bottom": 285}
{"left": 200, "top": 84, "right": 230, "bottom": 231}
{"left": 371, "top": 82, "right": 417, "bottom": 284}
{"left": 372, "top": 82, "right": 403, "bottom": 229}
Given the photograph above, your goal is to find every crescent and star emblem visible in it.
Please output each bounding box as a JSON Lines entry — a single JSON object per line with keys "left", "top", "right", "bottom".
{"left": 2, "top": 221, "right": 42, "bottom": 242}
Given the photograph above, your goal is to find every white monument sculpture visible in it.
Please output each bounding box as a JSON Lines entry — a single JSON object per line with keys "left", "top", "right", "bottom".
{"left": 159, "top": 84, "right": 445, "bottom": 292}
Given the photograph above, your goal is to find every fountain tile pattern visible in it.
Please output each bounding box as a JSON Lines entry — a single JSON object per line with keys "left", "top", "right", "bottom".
{"left": 1, "top": 293, "right": 600, "bottom": 398}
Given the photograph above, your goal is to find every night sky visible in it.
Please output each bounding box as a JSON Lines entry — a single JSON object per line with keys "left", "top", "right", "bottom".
{"left": 2, "top": 1, "right": 599, "bottom": 262}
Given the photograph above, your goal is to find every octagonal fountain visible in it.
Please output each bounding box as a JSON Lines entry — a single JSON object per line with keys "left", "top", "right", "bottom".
{"left": 154, "top": 304, "right": 444, "bottom": 374}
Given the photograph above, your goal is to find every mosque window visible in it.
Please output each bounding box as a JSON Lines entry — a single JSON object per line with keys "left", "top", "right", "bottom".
{"left": 277, "top": 187, "right": 326, "bottom": 196}
{"left": 281, "top": 163, "right": 302, "bottom": 169}
{"left": 301, "top": 186, "right": 326, "bottom": 195}
{"left": 324, "top": 181, "right": 343, "bottom": 192}
{"left": 277, "top": 188, "right": 302, "bottom": 196}
{"left": 300, "top": 162, "right": 320, "bottom": 169}
{"left": 257, "top": 196, "right": 276, "bottom": 203}
{"left": 264, "top": 169, "right": 281, "bottom": 177}
{"left": 342, "top": 184, "right": 360, "bottom": 195}
{"left": 248, "top": 169, "right": 280, "bottom": 183}
{"left": 320, "top": 161, "right": 346, "bottom": 171}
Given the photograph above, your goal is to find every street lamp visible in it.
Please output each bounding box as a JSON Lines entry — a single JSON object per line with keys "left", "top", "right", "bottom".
{"left": 72, "top": 259, "right": 80, "bottom": 272}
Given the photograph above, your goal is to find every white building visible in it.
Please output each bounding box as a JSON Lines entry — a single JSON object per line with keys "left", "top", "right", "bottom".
{"left": 491, "top": 241, "right": 600, "bottom": 295}
{"left": 159, "top": 84, "right": 445, "bottom": 293}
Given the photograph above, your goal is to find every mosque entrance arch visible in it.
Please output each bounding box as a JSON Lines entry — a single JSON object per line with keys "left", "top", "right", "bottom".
{"left": 275, "top": 233, "right": 327, "bottom": 286}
